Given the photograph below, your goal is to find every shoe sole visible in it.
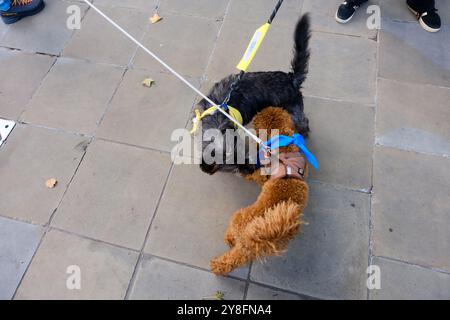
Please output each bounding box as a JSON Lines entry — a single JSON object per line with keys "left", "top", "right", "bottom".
{"left": 335, "top": 10, "right": 356, "bottom": 24}
{"left": 407, "top": 5, "right": 440, "bottom": 33}
{"left": 1, "top": 1, "right": 45, "bottom": 25}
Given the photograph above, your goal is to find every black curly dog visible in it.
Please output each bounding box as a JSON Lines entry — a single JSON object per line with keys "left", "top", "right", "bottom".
{"left": 196, "top": 14, "right": 311, "bottom": 175}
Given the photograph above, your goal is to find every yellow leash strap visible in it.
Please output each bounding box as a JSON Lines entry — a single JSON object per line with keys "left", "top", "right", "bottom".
{"left": 236, "top": 23, "right": 271, "bottom": 72}
{"left": 190, "top": 105, "right": 243, "bottom": 134}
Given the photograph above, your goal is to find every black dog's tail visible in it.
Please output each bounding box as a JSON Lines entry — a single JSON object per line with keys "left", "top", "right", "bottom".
{"left": 291, "top": 14, "right": 311, "bottom": 89}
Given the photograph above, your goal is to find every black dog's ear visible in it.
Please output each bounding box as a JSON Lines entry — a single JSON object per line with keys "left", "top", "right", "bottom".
{"left": 237, "top": 163, "right": 256, "bottom": 176}
{"left": 200, "top": 161, "right": 218, "bottom": 175}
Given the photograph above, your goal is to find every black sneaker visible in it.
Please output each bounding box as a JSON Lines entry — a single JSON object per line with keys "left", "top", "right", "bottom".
{"left": 0, "top": 0, "right": 45, "bottom": 25}
{"left": 335, "top": 0, "right": 368, "bottom": 24}
{"left": 407, "top": 0, "right": 441, "bottom": 32}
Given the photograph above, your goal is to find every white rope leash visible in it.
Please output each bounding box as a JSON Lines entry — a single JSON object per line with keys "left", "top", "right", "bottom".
{"left": 82, "top": 0, "right": 263, "bottom": 145}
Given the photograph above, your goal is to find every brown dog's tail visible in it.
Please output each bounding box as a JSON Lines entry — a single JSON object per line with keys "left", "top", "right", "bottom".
{"left": 242, "top": 200, "right": 303, "bottom": 258}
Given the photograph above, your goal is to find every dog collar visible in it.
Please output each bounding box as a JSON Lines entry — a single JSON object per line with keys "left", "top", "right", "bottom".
{"left": 190, "top": 104, "right": 243, "bottom": 134}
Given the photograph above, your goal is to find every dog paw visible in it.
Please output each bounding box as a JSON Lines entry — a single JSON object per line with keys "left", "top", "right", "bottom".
{"left": 210, "top": 258, "right": 233, "bottom": 276}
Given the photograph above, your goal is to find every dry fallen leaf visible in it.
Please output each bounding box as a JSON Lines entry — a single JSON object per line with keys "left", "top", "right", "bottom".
{"left": 149, "top": 13, "right": 162, "bottom": 24}
{"left": 202, "top": 291, "right": 225, "bottom": 300}
{"left": 46, "top": 178, "right": 57, "bottom": 189}
{"left": 142, "top": 78, "right": 155, "bottom": 88}
{"left": 214, "top": 291, "right": 225, "bottom": 300}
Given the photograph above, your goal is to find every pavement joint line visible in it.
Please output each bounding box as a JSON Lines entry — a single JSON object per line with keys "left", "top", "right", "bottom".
{"left": 377, "top": 75, "right": 450, "bottom": 91}
{"left": 10, "top": 136, "right": 90, "bottom": 299}
{"left": 367, "top": 20, "right": 381, "bottom": 300}
{"left": 246, "top": 279, "right": 321, "bottom": 301}
{"left": 58, "top": 55, "right": 128, "bottom": 69}
{"left": 0, "top": 214, "right": 43, "bottom": 228}
{"left": 16, "top": 57, "right": 58, "bottom": 122}
{"left": 95, "top": 137, "right": 172, "bottom": 155}
{"left": 142, "top": 252, "right": 249, "bottom": 284}
{"left": 125, "top": 2, "right": 234, "bottom": 297}
{"left": 15, "top": 121, "right": 94, "bottom": 139}
{"left": 49, "top": 226, "right": 141, "bottom": 253}
{"left": 242, "top": 263, "right": 252, "bottom": 300}
{"left": 307, "top": 178, "right": 373, "bottom": 195}
{"left": 374, "top": 143, "right": 450, "bottom": 160}
{"left": 303, "top": 93, "right": 376, "bottom": 108}
{"left": 93, "top": 67, "right": 129, "bottom": 135}
{"left": 375, "top": 255, "right": 450, "bottom": 276}
{"left": 124, "top": 161, "right": 176, "bottom": 299}
{"left": 155, "top": 9, "right": 226, "bottom": 22}
{"left": 310, "top": 29, "right": 370, "bottom": 40}
{"left": 57, "top": 0, "right": 92, "bottom": 57}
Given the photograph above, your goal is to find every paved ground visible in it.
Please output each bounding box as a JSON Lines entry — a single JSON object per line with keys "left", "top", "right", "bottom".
{"left": 0, "top": 0, "right": 449, "bottom": 300}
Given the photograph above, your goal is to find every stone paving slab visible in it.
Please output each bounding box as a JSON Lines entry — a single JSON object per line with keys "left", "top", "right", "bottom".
{"left": 63, "top": 5, "right": 149, "bottom": 66}
{"left": 93, "top": 0, "right": 157, "bottom": 11}
{"left": 304, "top": 31, "right": 377, "bottom": 105}
{"left": 21, "top": 57, "right": 124, "bottom": 135}
{"left": 305, "top": 96, "right": 374, "bottom": 191}
{"left": 144, "top": 164, "right": 260, "bottom": 278}
{"left": 0, "top": 48, "right": 55, "bottom": 120}
{"left": 0, "top": 125, "right": 87, "bottom": 225}
{"left": 227, "top": 0, "right": 303, "bottom": 28}
{"left": 372, "top": 146, "right": 450, "bottom": 271}
{"left": 379, "top": 19, "right": 450, "bottom": 88}
{"left": 302, "top": 0, "right": 378, "bottom": 39}
{"left": 158, "top": 0, "right": 229, "bottom": 20}
{"left": 0, "top": 216, "right": 43, "bottom": 299}
{"left": 369, "top": 257, "right": 450, "bottom": 300}
{"left": 15, "top": 228, "right": 138, "bottom": 299}
{"left": 51, "top": 139, "right": 172, "bottom": 250}
{"left": 379, "top": 0, "right": 450, "bottom": 24}
{"left": 376, "top": 78, "right": 450, "bottom": 156}
{"left": 132, "top": 13, "right": 221, "bottom": 78}
{"left": 0, "top": 0, "right": 87, "bottom": 55}
{"left": 97, "top": 69, "right": 199, "bottom": 152}
{"left": 251, "top": 181, "right": 370, "bottom": 300}
{"left": 128, "top": 255, "right": 246, "bottom": 300}
{"left": 246, "top": 284, "right": 305, "bottom": 300}
{"left": 206, "top": 19, "right": 295, "bottom": 82}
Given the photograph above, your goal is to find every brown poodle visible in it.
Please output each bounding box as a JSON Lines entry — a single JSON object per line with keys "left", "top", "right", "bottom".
{"left": 210, "top": 107, "right": 310, "bottom": 276}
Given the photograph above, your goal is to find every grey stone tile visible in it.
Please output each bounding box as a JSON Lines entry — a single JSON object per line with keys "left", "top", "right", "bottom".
{"left": 227, "top": 0, "right": 303, "bottom": 28}
{"left": 159, "top": 0, "right": 229, "bottom": 20}
{"left": 0, "top": 217, "right": 43, "bottom": 300}
{"left": 304, "top": 31, "right": 377, "bottom": 105}
{"left": 251, "top": 182, "right": 370, "bottom": 300}
{"left": 0, "top": 125, "right": 88, "bottom": 225}
{"left": 379, "top": 0, "right": 450, "bottom": 24}
{"left": 128, "top": 255, "right": 246, "bottom": 300}
{"left": 97, "top": 69, "right": 199, "bottom": 152}
{"left": 132, "top": 13, "right": 220, "bottom": 77}
{"left": 376, "top": 79, "right": 450, "bottom": 156}
{"left": 0, "top": 48, "right": 55, "bottom": 120}
{"left": 0, "top": 0, "right": 88, "bottom": 55}
{"left": 21, "top": 58, "right": 124, "bottom": 135}
{"left": 52, "top": 139, "right": 171, "bottom": 250}
{"left": 305, "top": 96, "right": 374, "bottom": 191}
{"left": 93, "top": 0, "right": 157, "bottom": 10}
{"left": 206, "top": 19, "right": 296, "bottom": 82}
{"left": 369, "top": 257, "right": 450, "bottom": 300}
{"left": 372, "top": 147, "right": 450, "bottom": 271}
{"left": 15, "top": 229, "right": 138, "bottom": 299}
{"left": 63, "top": 5, "right": 148, "bottom": 66}
{"left": 379, "top": 20, "right": 450, "bottom": 87}
{"left": 144, "top": 164, "right": 260, "bottom": 276}
{"left": 246, "top": 284, "right": 304, "bottom": 300}
{"left": 302, "top": 0, "right": 378, "bottom": 38}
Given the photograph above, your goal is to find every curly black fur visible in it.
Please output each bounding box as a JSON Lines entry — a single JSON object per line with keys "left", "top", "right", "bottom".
{"left": 197, "top": 14, "right": 311, "bottom": 175}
